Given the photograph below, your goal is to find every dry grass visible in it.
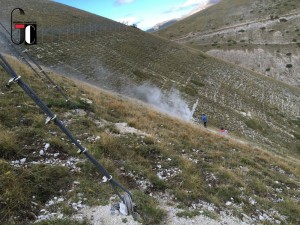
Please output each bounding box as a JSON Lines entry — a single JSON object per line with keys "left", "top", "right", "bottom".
{"left": 0, "top": 56, "right": 300, "bottom": 224}
{"left": 2, "top": 0, "right": 299, "bottom": 157}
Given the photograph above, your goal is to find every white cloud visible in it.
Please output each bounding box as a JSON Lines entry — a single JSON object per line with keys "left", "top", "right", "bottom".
{"left": 116, "top": 0, "right": 217, "bottom": 30}
{"left": 166, "top": 0, "right": 209, "bottom": 13}
{"left": 117, "top": 16, "right": 142, "bottom": 26}
{"left": 115, "top": 0, "right": 134, "bottom": 6}
{"left": 182, "top": 0, "right": 207, "bottom": 8}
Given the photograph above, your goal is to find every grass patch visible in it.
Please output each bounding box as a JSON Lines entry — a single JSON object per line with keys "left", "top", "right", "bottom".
{"left": 245, "top": 118, "right": 264, "bottom": 131}
{"left": 0, "top": 162, "right": 72, "bottom": 224}
{"left": 176, "top": 210, "right": 200, "bottom": 218}
{"left": 275, "top": 198, "right": 300, "bottom": 224}
{"left": 133, "top": 190, "right": 166, "bottom": 224}
{"left": 191, "top": 79, "right": 205, "bottom": 87}
{"left": 1, "top": 56, "right": 300, "bottom": 224}
{"left": 0, "top": 131, "right": 20, "bottom": 159}
{"left": 203, "top": 209, "right": 220, "bottom": 220}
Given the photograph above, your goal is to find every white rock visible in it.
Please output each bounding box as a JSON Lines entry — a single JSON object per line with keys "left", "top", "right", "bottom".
{"left": 44, "top": 143, "right": 50, "bottom": 150}
{"left": 102, "top": 176, "right": 108, "bottom": 182}
{"left": 20, "top": 158, "right": 26, "bottom": 164}
{"left": 39, "top": 150, "right": 45, "bottom": 156}
{"left": 249, "top": 197, "right": 257, "bottom": 205}
{"left": 259, "top": 215, "right": 265, "bottom": 221}
{"left": 38, "top": 215, "right": 49, "bottom": 220}
{"left": 207, "top": 206, "right": 214, "bottom": 211}
{"left": 157, "top": 173, "right": 164, "bottom": 180}
{"left": 54, "top": 153, "right": 60, "bottom": 158}
{"left": 80, "top": 97, "right": 93, "bottom": 104}
{"left": 242, "top": 213, "right": 252, "bottom": 223}
{"left": 167, "top": 158, "right": 172, "bottom": 161}
{"left": 57, "top": 198, "right": 64, "bottom": 203}
{"left": 47, "top": 200, "right": 55, "bottom": 206}
{"left": 157, "top": 164, "right": 162, "bottom": 169}
{"left": 31, "top": 201, "right": 38, "bottom": 206}
{"left": 225, "top": 201, "right": 232, "bottom": 206}
{"left": 119, "top": 202, "right": 128, "bottom": 216}
{"left": 73, "top": 215, "right": 83, "bottom": 220}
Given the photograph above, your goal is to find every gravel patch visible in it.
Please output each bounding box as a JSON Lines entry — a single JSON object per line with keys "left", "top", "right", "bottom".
{"left": 81, "top": 205, "right": 141, "bottom": 225}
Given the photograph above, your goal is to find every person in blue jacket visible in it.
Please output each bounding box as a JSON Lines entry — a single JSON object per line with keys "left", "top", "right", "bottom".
{"left": 201, "top": 114, "right": 207, "bottom": 128}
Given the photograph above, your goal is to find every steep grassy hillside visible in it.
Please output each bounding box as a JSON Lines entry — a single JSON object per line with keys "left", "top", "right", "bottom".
{"left": 0, "top": 0, "right": 300, "bottom": 158}
{"left": 157, "top": 0, "right": 300, "bottom": 38}
{"left": 1, "top": 55, "right": 300, "bottom": 225}
{"left": 156, "top": 0, "right": 300, "bottom": 87}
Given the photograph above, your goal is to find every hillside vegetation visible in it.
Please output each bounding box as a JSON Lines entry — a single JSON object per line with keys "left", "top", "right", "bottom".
{"left": 0, "top": 55, "right": 300, "bottom": 224}
{"left": 156, "top": 0, "right": 300, "bottom": 86}
{"left": 0, "top": 0, "right": 299, "bottom": 157}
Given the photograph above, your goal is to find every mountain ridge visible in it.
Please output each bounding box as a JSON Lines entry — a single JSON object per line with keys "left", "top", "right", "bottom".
{"left": 156, "top": 0, "right": 300, "bottom": 87}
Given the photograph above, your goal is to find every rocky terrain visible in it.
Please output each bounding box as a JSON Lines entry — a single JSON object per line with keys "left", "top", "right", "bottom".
{"left": 157, "top": 0, "right": 300, "bottom": 87}
{"left": 0, "top": 1, "right": 300, "bottom": 224}
{"left": 1, "top": 0, "right": 299, "bottom": 156}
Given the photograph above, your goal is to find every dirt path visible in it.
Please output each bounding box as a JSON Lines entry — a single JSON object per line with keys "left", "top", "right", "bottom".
{"left": 172, "top": 11, "right": 300, "bottom": 42}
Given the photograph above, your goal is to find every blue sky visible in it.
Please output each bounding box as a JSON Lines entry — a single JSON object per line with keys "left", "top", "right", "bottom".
{"left": 53, "top": 0, "right": 215, "bottom": 30}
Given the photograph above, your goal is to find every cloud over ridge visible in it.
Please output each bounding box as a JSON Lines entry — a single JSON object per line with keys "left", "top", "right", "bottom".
{"left": 115, "top": 0, "right": 134, "bottom": 6}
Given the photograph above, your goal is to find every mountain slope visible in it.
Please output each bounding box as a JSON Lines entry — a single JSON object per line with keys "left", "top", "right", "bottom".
{"left": 156, "top": 0, "right": 300, "bottom": 87}
{"left": 0, "top": 0, "right": 299, "bottom": 156}
{"left": 1, "top": 56, "right": 300, "bottom": 224}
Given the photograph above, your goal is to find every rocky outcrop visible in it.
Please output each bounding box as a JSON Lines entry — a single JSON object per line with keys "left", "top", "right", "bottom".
{"left": 174, "top": 12, "right": 300, "bottom": 87}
